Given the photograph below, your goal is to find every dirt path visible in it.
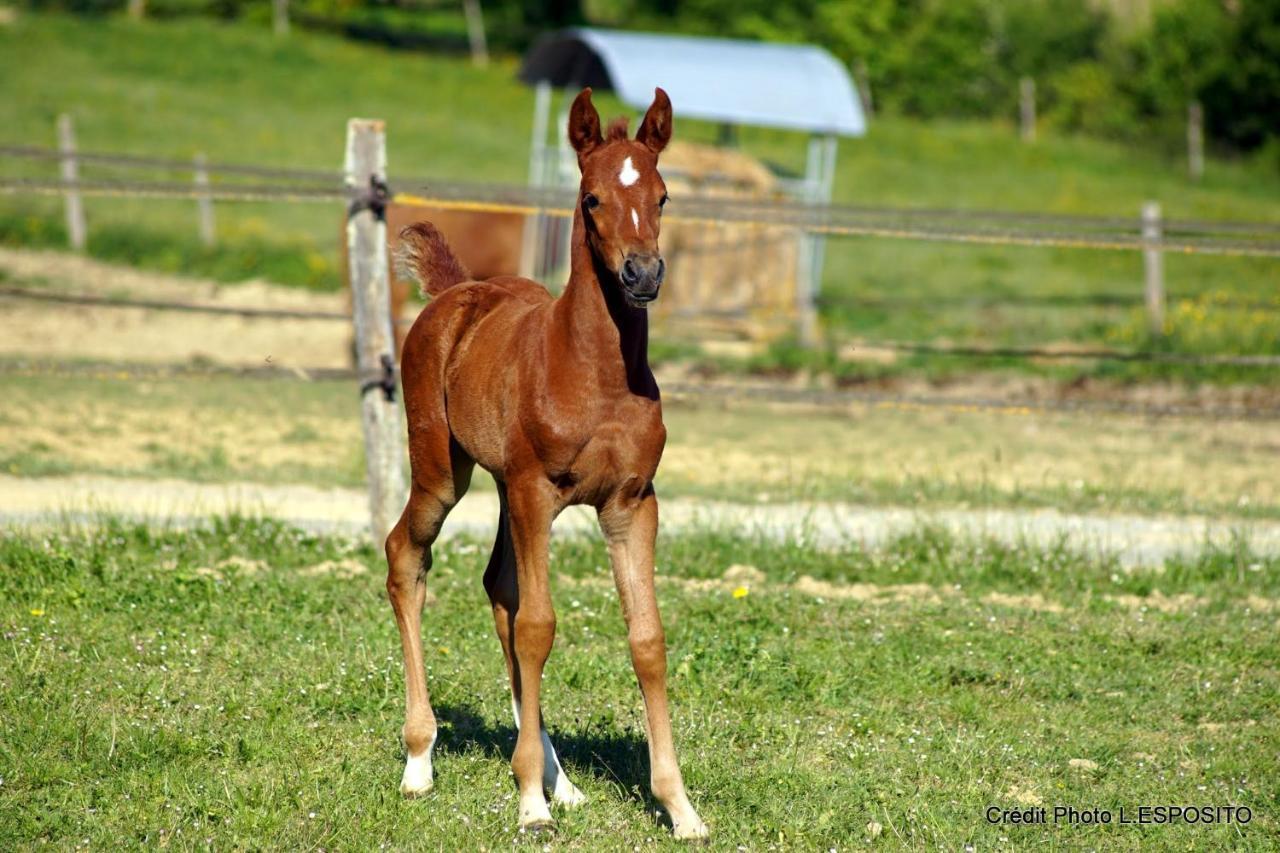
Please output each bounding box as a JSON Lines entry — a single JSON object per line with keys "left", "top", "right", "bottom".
{"left": 4, "top": 474, "right": 1278, "bottom": 567}
{"left": 0, "top": 247, "right": 353, "bottom": 368}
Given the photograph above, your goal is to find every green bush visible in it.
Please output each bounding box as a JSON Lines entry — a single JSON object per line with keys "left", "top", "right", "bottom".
{"left": 880, "top": 0, "right": 1004, "bottom": 117}
{"left": 1001, "top": 0, "right": 1107, "bottom": 80}
{"left": 1200, "top": 0, "right": 1280, "bottom": 152}
{"left": 1046, "top": 60, "right": 1140, "bottom": 138}
{"left": 1132, "top": 0, "right": 1228, "bottom": 118}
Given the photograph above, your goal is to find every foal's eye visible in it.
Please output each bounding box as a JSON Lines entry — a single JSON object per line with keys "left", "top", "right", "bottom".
{"left": 583, "top": 193, "right": 600, "bottom": 212}
{"left": 658, "top": 193, "right": 669, "bottom": 211}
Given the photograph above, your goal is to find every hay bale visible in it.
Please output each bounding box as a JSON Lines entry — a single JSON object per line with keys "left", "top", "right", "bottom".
{"left": 656, "top": 141, "right": 802, "bottom": 342}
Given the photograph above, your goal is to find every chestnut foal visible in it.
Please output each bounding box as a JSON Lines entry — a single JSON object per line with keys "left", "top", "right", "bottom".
{"left": 383, "top": 87, "right": 708, "bottom": 839}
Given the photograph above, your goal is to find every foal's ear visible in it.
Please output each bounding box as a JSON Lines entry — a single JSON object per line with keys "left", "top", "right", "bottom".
{"left": 568, "top": 87, "right": 603, "bottom": 168}
{"left": 636, "top": 87, "right": 672, "bottom": 155}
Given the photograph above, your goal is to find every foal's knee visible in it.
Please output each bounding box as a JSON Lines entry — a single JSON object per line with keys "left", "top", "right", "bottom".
{"left": 628, "top": 625, "right": 667, "bottom": 681}
{"left": 513, "top": 609, "right": 556, "bottom": 662}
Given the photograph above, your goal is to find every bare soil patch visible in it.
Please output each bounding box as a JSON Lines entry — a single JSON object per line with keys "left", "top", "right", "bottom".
{"left": 0, "top": 247, "right": 352, "bottom": 368}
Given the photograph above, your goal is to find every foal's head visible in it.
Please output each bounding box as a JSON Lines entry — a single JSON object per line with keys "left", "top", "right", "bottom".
{"left": 568, "top": 87, "right": 672, "bottom": 308}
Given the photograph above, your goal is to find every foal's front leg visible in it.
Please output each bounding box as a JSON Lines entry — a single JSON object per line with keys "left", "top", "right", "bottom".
{"left": 505, "top": 479, "right": 559, "bottom": 831}
{"left": 484, "top": 484, "right": 586, "bottom": 809}
{"left": 599, "top": 488, "right": 709, "bottom": 840}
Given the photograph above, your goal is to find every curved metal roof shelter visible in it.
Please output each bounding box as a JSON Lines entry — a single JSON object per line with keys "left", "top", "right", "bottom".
{"left": 520, "top": 28, "right": 866, "bottom": 137}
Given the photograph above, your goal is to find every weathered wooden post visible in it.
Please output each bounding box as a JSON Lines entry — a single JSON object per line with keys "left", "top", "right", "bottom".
{"left": 344, "top": 119, "right": 405, "bottom": 547}
{"left": 193, "top": 152, "right": 215, "bottom": 247}
{"left": 462, "top": 0, "right": 489, "bottom": 67}
{"left": 272, "top": 0, "right": 290, "bottom": 36}
{"left": 854, "top": 59, "right": 874, "bottom": 118}
{"left": 519, "top": 80, "right": 551, "bottom": 280}
{"left": 1187, "top": 101, "right": 1204, "bottom": 181}
{"left": 1142, "top": 201, "right": 1165, "bottom": 337}
{"left": 127, "top": 0, "right": 145, "bottom": 19}
{"left": 57, "top": 114, "right": 86, "bottom": 252}
{"left": 1019, "top": 77, "right": 1036, "bottom": 143}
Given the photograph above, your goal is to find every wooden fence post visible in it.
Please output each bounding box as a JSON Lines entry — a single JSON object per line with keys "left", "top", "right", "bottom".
{"left": 344, "top": 119, "right": 405, "bottom": 547}
{"left": 127, "top": 0, "right": 145, "bottom": 19}
{"left": 193, "top": 152, "right": 215, "bottom": 247}
{"left": 57, "top": 114, "right": 86, "bottom": 252}
{"left": 462, "top": 0, "right": 489, "bottom": 67}
{"left": 519, "top": 80, "right": 551, "bottom": 280}
{"left": 1187, "top": 101, "right": 1204, "bottom": 181}
{"left": 273, "top": 0, "right": 290, "bottom": 36}
{"left": 854, "top": 59, "right": 874, "bottom": 118}
{"left": 1142, "top": 201, "right": 1165, "bottom": 337}
{"left": 1019, "top": 77, "right": 1036, "bottom": 143}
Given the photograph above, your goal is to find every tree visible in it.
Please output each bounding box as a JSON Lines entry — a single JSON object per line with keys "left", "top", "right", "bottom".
{"left": 1202, "top": 0, "right": 1280, "bottom": 150}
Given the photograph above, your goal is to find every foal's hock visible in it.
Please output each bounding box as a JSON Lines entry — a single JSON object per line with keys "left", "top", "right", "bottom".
{"left": 383, "top": 87, "right": 708, "bottom": 840}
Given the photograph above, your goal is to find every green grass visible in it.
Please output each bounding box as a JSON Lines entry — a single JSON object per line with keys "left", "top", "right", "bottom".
{"left": 1, "top": 518, "right": 1277, "bottom": 848}
{"left": 1, "top": 13, "right": 1278, "bottom": 383}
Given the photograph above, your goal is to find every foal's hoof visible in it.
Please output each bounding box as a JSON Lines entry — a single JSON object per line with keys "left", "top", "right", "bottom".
{"left": 399, "top": 781, "right": 433, "bottom": 799}
{"left": 399, "top": 754, "right": 434, "bottom": 798}
{"left": 519, "top": 819, "right": 556, "bottom": 836}
{"left": 551, "top": 778, "right": 587, "bottom": 808}
{"left": 672, "top": 818, "right": 710, "bottom": 842}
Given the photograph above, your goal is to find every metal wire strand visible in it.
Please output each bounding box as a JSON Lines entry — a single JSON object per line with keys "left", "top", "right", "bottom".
{"left": 4, "top": 177, "right": 1280, "bottom": 257}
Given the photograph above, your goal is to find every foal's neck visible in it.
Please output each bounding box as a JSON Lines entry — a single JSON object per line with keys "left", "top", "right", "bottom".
{"left": 556, "top": 211, "right": 658, "bottom": 400}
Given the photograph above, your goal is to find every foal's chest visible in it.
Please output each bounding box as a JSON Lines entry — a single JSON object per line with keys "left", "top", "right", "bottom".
{"left": 562, "top": 396, "right": 665, "bottom": 500}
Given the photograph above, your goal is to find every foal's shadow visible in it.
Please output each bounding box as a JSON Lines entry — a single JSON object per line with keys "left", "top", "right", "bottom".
{"left": 433, "top": 703, "right": 658, "bottom": 813}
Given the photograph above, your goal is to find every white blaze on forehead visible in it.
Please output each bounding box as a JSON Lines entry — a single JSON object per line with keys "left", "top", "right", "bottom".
{"left": 618, "top": 156, "right": 640, "bottom": 187}
{"left": 631, "top": 208, "right": 640, "bottom": 233}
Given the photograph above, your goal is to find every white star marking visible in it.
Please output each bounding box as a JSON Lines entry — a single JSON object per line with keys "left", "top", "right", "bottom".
{"left": 619, "top": 156, "right": 639, "bottom": 187}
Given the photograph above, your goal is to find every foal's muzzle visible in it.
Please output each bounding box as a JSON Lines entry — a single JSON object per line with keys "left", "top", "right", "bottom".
{"left": 620, "top": 253, "right": 665, "bottom": 305}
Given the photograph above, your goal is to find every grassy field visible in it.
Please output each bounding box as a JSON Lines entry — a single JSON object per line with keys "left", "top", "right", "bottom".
{"left": 1, "top": 13, "right": 1278, "bottom": 380}
{"left": 3, "top": 366, "right": 1279, "bottom": 519}
{"left": 1, "top": 518, "right": 1276, "bottom": 848}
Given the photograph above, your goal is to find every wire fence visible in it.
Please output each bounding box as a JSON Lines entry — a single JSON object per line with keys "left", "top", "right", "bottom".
{"left": 5, "top": 143, "right": 1280, "bottom": 256}
{"left": 3, "top": 139, "right": 1279, "bottom": 409}
{"left": 4, "top": 284, "right": 1278, "bottom": 367}
{"left": 819, "top": 291, "right": 1280, "bottom": 311}
{"left": 5, "top": 357, "right": 1279, "bottom": 421}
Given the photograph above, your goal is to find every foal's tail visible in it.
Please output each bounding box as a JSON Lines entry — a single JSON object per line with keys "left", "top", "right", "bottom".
{"left": 394, "top": 222, "right": 470, "bottom": 298}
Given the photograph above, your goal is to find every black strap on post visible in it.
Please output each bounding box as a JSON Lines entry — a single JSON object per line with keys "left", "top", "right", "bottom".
{"left": 360, "top": 353, "right": 398, "bottom": 402}
{"left": 347, "top": 175, "right": 390, "bottom": 222}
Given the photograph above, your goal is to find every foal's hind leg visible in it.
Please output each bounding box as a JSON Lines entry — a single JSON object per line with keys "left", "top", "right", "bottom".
{"left": 483, "top": 484, "right": 586, "bottom": 811}
{"left": 385, "top": 439, "right": 473, "bottom": 797}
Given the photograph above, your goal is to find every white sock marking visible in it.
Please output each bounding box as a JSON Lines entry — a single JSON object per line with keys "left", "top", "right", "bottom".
{"left": 512, "top": 697, "right": 586, "bottom": 806}
{"left": 399, "top": 731, "right": 437, "bottom": 795}
{"left": 619, "top": 156, "right": 639, "bottom": 187}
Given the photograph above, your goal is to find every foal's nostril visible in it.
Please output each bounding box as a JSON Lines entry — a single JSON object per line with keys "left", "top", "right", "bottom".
{"left": 622, "top": 257, "right": 639, "bottom": 285}
{"left": 655, "top": 258, "right": 666, "bottom": 284}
